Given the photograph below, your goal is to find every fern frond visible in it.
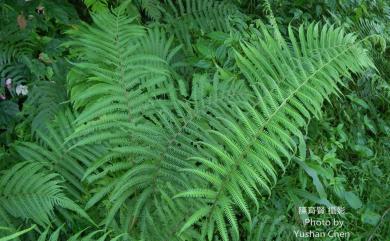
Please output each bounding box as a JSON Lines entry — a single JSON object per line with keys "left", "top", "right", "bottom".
{"left": 14, "top": 109, "right": 106, "bottom": 199}
{"left": 246, "top": 214, "right": 298, "bottom": 241}
{"left": 0, "top": 101, "right": 19, "bottom": 128}
{"left": 137, "top": 27, "right": 185, "bottom": 69}
{"left": 66, "top": 8, "right": 179, "bottom": 148}
{"left": 162, "top": 0, "right": 245, "bottom": 52}
{"left": 0, "top": 5, "right": 33, "bottom": 84}
{"left": 21, "top": 80, "right": 68, "bottom": 133}
{"left": 0, "top": 162, "right": 91, "bottom": 226}
{"left": 135, "top": 0, "right": 164, "bottom": 21}
{"left": 176, "top": 22, "right": 372, "bottom": 241}
{"left": 82, "top": 76, "right": 252, "bottom": 240}
{"left": 0, "top": 33, "right": 32, "bottom": 83}
{"left": 36, "top": 227, "right": 129, "bottom": 241}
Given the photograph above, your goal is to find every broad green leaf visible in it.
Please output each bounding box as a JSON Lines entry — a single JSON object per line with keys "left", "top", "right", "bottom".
{"left": 361, "top": 209, "right": 381, "bottom": 226}
{"left": 343, "top": 191, "right": 362, "bottom": 209}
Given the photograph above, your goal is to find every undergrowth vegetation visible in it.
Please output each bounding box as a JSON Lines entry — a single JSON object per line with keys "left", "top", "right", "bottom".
{"left": 0, "top": 0, "right": 389, "bottom": 240}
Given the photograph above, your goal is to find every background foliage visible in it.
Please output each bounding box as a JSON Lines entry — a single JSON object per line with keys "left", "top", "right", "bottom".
{"left": 0, "top": 0, "right": 389, "bottom": 240}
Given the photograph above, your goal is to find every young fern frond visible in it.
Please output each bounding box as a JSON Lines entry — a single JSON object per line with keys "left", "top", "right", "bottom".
{"left": 176, "top": 22, "right": 372, "bottom": 241}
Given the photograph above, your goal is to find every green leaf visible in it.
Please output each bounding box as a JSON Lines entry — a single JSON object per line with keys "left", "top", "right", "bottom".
{"left": 196, "top": 40, "right": 214, "bottom": 58}
{"left": 294, "top": 158, "right": 327, "bottom": 199}
{"left": 363, "top": 115, "right": 377, "bottom": 134}
{"left": 0, "top": 225, "right": 35, "bottom": 241}
{"left": 347, "top": 95, "right": 369, "bottom": 109}
{"left": 343, "top": 191, "right": 362, "bottom": 209}
{"left": 352, "top": 144, "right": 374, "bottom": 158}
{"left": 361, "top": 209, "right": 381, "bottom": 226}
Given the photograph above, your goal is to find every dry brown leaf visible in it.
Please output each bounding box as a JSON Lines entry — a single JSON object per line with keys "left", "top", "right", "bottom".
{"left": 17, "top": 15, "right": 27, "bottom": 30}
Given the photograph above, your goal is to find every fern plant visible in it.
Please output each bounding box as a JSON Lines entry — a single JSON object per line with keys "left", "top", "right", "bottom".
{"left": 61, "top": 5, "right": 372, "bottom": 240}
{"left": 0, "top": 0, "right": 382, "bottom": 240}
{"left": 172, "top": 22, "right": 372, "bottom": 240}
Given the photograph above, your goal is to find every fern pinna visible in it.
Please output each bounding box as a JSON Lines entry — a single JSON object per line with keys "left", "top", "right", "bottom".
{"left": 0, "top": 1, "right": 375, "bottom": 241}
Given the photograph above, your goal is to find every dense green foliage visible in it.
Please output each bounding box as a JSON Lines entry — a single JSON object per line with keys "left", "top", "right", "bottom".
{"left": 0, "top": 0, "right": 389, "bottom": 240}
